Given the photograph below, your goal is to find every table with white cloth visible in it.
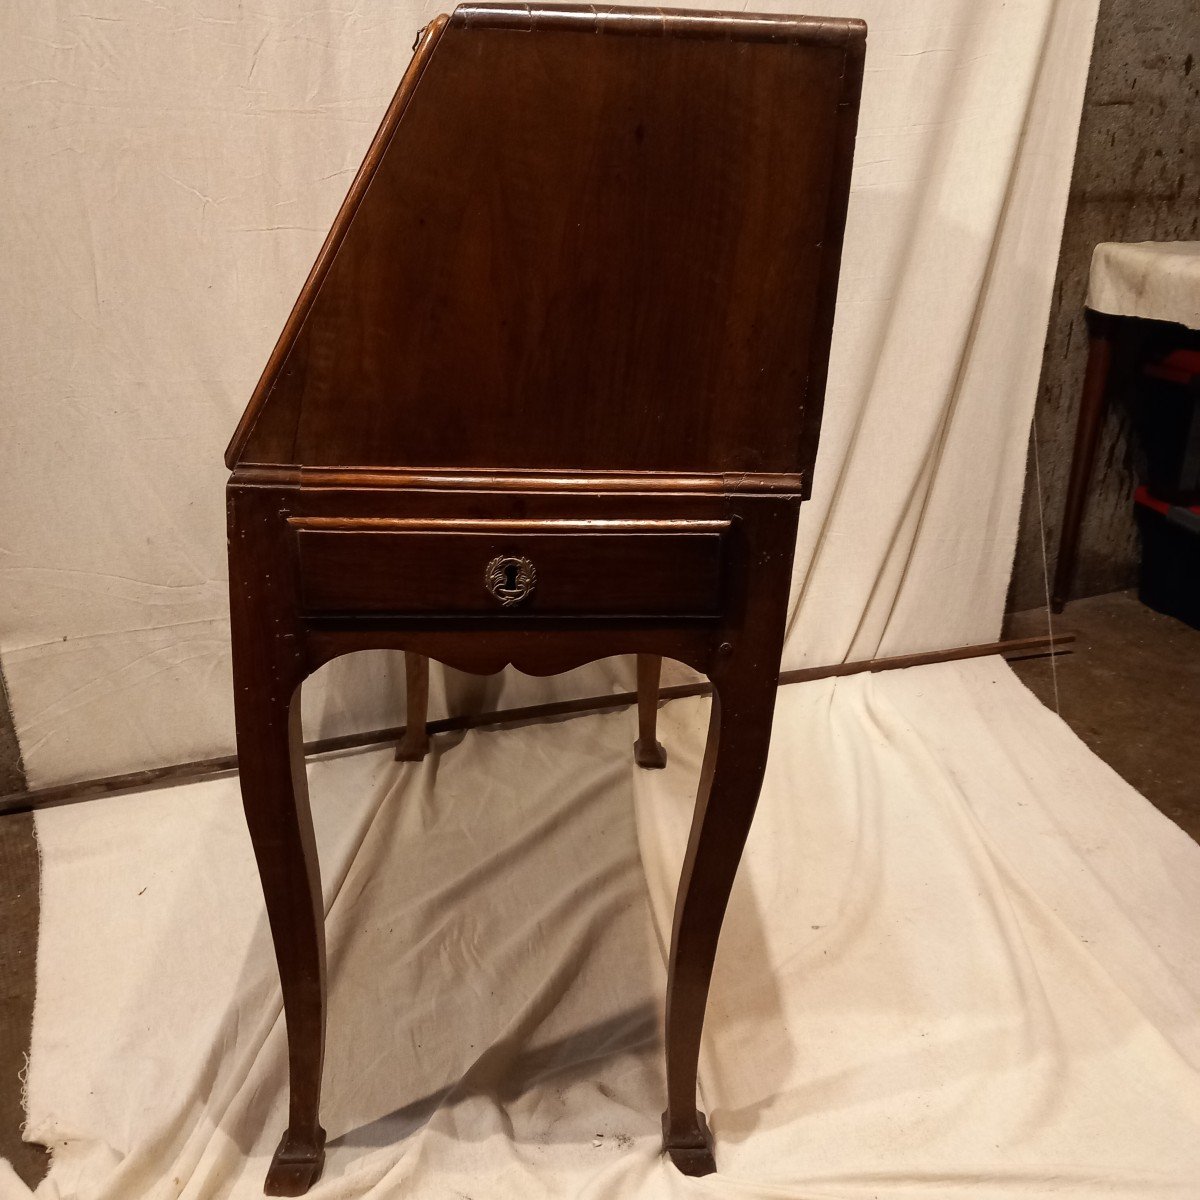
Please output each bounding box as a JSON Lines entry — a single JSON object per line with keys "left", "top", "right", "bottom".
{"left": 1052, "top": 241, "right": 1200, "bottom": 610}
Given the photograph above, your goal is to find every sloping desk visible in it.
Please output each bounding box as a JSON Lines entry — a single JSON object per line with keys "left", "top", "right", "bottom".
{"left": 225, "top": 5, "right": 864, "bottom": 1193}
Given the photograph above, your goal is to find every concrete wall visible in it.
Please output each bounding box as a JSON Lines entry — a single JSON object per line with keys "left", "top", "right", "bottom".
{"left": 1009, "top": 0, "right": 1200, "bottom": 612}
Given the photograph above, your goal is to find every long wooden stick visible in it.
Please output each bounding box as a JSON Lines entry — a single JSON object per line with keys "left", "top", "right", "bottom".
{"left": 0, "top": 633, "right": 1072, "bottom": 816}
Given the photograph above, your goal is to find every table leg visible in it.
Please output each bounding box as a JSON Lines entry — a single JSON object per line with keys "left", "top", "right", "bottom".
{"left": 396, "top": 652, "right": 431, "bottom": 761}
{"left": 231, "top": 629, "right": 326, "bottom": 1194}
{"left": 1051, "top": 310, "right": 1116, "bottom": 613}
{"left": 661, "top": 654, "right": 778, "bottom": 1174}
{"left": 634, "top": 653, "right": 667, "bottom": 769}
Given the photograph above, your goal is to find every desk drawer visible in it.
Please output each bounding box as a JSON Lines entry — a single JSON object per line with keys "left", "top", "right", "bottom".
{"left": 293, "top": 520, "right": 728, "bottom": 617}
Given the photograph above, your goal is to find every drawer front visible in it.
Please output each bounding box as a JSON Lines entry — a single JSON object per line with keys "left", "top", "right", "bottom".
{"left": 293, "top": 520, "right": 728, "bottom": 617}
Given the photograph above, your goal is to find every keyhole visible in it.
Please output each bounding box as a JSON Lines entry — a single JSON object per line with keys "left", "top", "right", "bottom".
{"left": 485, "top": 554, "right": 535, "bottom": 606}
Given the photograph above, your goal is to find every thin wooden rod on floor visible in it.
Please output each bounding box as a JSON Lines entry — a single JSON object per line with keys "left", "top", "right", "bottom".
{"left": 0, "top": 632, "right": 1073, "bottom": 816}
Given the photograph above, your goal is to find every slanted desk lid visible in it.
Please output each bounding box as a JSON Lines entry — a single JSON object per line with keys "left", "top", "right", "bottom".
{"left": 227, "top": 4, "right": 865, "bottom": 492}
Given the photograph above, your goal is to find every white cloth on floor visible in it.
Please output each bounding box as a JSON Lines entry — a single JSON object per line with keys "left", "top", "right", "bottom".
{"left": 15, "top": 659, "right": 1200, "bottom": 1199}
{"left": 1087, "top": 242, "right": 1200, "bottom": 329}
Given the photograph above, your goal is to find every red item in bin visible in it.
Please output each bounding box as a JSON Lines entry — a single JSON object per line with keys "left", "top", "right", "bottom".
{"left": 1145, "top": 349, "right": 1200, "bottom": 386}
{"left": 1134, "top": 486, "right": 1200, "bottom": 630}
{"left": 1134, "top": 485, "right": 1200, "bottom": 523}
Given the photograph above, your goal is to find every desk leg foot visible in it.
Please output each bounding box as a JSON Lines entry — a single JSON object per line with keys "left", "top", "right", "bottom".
{"left": 634, "top": 737, "right": 667, "bottom": 769}
{"left": 396, "top": 653, "right": 430, "bottom": 761}
{"left": 396, "top": 731, "right": 431, "bottom": 762}
{"left": 235, "top": 672, "right": 328, "bottom": 1200}
{"left": 661, "top": 1109, "right": 715, "bottom": 1176}
{"left": 265, "top": 1126, "right": 326, "bottom": 1196}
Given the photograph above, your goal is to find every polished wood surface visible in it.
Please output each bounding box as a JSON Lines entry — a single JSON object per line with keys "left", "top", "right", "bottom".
{"left": 295, "top": 521, "right": 729, "bottom": 616}
{"left": 225, "top": 5, "right": 864, "bottom": 1193}
{"left": 227, "top": 5, "right": 864, "bottom": 491}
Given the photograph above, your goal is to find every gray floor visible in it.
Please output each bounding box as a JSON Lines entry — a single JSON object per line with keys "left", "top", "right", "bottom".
{"left": 0, "top": 664, "right": 44, "bottom": 1187}
{"left": 0, "top": 811, "right": 47, "bottom": 1187}
{"left": 1006, "top": 590, "right": 1200, "bottom": 841}
{"left": 1, "top": 590, "right": 1197, "bottom": 1188}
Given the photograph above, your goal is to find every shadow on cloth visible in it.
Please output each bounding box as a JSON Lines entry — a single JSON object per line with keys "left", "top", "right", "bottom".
{"left": 204, "top": 691, "right": 781, "bottom": 1169}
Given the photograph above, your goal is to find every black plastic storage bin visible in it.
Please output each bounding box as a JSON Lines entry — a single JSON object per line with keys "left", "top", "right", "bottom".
{"left": 1136, "top": 348, "right": 1200, "bottom": 506}
{"left": 1135, "top": 486, "right": 1200, "bottom": 630}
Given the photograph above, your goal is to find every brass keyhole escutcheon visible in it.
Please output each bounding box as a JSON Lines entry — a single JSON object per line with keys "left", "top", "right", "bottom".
{"left": 484, "top": 554, "right": 537, "bottom": 607}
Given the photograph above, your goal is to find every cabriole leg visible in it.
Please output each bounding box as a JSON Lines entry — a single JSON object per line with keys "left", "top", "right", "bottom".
{"left": 661, "top": 658, "right": 778, "bottom": 1175}
{"left": 396, "top": 652, "right": 431, "bottom": 761}
{"left": 235, "top": 669, "right": 327, "bottom": 1196}
{"left": 633, "top": 653, "right": 667, "bottom": 769}
{"left": 229, "top": 487, "right": 327, "bottom": 1198}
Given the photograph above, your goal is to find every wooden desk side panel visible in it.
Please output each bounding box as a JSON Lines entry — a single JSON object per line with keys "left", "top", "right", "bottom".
{"left": 237, "top": 10, "right": 863, "bottom": 481}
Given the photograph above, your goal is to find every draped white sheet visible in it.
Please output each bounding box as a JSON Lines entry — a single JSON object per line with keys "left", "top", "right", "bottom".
{"left": 0, "top": 0, "right": 1098, "bottom": 787}
{"left": 19, "top": 4, "right": 1197, "bottom": 1199}
{"left": 12, "top": 659, "right": 1200, "bottom": 1200}
{"left": 1087, "top": 241, "right": 1200, "bottom": 330}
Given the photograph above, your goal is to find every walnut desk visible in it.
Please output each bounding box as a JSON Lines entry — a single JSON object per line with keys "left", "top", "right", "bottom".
{"left": 225, "top": 5, "right": 864, "bottom": 1193}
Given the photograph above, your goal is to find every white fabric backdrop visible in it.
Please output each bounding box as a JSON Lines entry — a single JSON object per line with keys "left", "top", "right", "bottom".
{"left": 12, "top": 659, "right": 1200, "bottom": 1200}
{"left": 0, "top": 0, "right": 1099, "bottom": 788}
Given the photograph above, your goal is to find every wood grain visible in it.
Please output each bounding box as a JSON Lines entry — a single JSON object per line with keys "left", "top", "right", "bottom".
{"left": 295, "top": 525, "right": 728, "bottom": 616}
{"left": 230, "top": 7, "right": 863, "bottom": 493}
